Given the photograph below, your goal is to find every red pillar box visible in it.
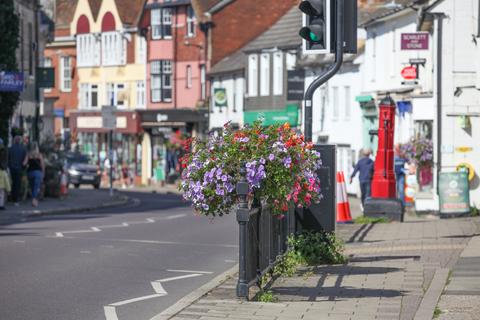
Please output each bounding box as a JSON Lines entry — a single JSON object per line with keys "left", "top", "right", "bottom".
{"left": 371, "top": 96, "right": 397, "bottom": 198}
{"left": 364, "top": 95, "right": 404, "bottom": 222}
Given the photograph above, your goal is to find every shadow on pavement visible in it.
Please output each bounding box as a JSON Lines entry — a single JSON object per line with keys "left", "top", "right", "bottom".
{"left": 272, "top": 286, "right": 405, "bottom": 300}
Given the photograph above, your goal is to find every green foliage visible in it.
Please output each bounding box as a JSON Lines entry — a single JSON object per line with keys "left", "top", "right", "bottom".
{"left": 433, "top": 307, "right": 442, "bottom": 318}
{"left": 0, "top": 0, "right": 20, "bottom": 144}
{"left": 354, "top": 215, "right": 389, "bottom": 224}
{"left": 289, "top": 231, "right": 347, "bottom": 265}
{"left": 256, "top": 290, "right": 278, "bottom": 303}
{"left": 471, "top": 206, "right": 479, "bottom": 217}
{"left": 272, "top": 231, "right": 347, "bottom": 279}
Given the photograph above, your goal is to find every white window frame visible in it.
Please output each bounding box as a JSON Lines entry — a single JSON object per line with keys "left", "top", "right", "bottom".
{"left": 43, "top": 57, "right": 52, "bottom": 93}
{"left": 151, "top": 9, "right": 162, "bottom": 40}
{"left": 248, "top": 54, "right": 258, "bottom": 97}
{"left": 80, "top": 83, "right": 99, "bottom": 109}
{"left": 150, "top": 60, "right": 173, "bottom": 102}
{"left": 136, "top": 35, "right": 146, "bottom": 64}
{"left": 102, "top": 32, "right": 125, "bottom": 66}
{"left": 260, "top": 53, "right": 270, "bottom": 96}
{"left": 106, "top": 83, "right": 126, "bottom": 108}
{"left": 344, "top": 86, "right": 351, "bottom": 120}
{"left": 186, "top": 65, "right": 192, "bottom": 88}
{"left": 136, "top": 80, "right": 146, "bottom": 108}
{"left": 273, "top": 51, "right": 283, "bottom": 96}
{"left": 77, "top": 34, "right": 100, "bottom": 67}
{"left": 235, "top": 77, "right": 244, "bottom": 112}
{"left": 286, "top": 52, "right": 296, "bottom": 71}
{"left": 162, "top": 8, "right": 173, "bottom": 39}
{"left": 186, "top": 6, "right": 196, "bottom": 37}
{"left": 200, "top": 64, "right": 206, "bottom": 100}
{"left": 332, "top": 86, "right": 339, "bottom": 121}
{"left": 60, "top": 56, "right": 72, "bottom": 92}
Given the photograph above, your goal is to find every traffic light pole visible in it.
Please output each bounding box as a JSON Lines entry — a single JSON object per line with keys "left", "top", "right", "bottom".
{"left": 304, "top": 0, "right": 345, "bottom": 142}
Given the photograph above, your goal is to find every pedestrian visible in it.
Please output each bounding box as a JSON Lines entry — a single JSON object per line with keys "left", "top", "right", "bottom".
{"left": 350, "top": 148, "right": 374, "bottom": 207}
{"left": 121, "top": 162, "right": 130, "bottom": 189}
{"left": 394, "top": 144, "right": 408, "bottom": 207}
{"left": 8, "top": 135, "right": 27, "bottom": 206}
{"left": 23, "top": 143, "right": 45, "bottom": 207}
{"left": 0, "top": 138, "right": 11, "bottom": 210}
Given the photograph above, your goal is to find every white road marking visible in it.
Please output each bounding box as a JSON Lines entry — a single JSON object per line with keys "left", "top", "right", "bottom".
{"left": 14, "top": 240, "right": 26, "bottom": 243}
{"left": 104, "top": 306, "right": 119, "bottom": 320}
{"left": 146, "top": 218, "right": 155, "bottom": 223}
{"left": 224, "top": 259, "right": 236, "bottom": 263}
{"left": 91, "top": 227, "right": 101, "bottom": 232}
{"left": 167, "top": 269, "right": 213, "bottom": 274}
{"left": 96, "top": 223, "right": 129, "bottom": 229}
{"left": 164, "top": 213, "right": 187, "bottom": 220}
{"left": 151, "top": 281, "right": 167, "bottom": 294}
{"left": 55, "top": 232, "right": 64, "bottom": 238}
{"left": 80, "top": 251, "right": 91, "bottom": 254}
{"left": 156, "top": 273, "right": 202, "bottom": 283}
{"left": 110, "top": 293, "right": 165, "bottom": 306}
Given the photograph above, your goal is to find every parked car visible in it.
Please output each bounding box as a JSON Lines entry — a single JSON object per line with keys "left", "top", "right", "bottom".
{"left": 66, "top": 152, "right": 101, "bottom": 189}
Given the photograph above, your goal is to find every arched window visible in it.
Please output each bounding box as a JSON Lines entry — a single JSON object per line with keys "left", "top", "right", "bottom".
{"left": 76, "top": 14, "right": 90, "bottom": 34}
{"left": 101, "top": 12, "right": 116, "bottom": 32}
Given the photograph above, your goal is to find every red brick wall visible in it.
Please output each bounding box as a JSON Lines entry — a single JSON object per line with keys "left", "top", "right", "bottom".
{"left": 127, "top": 35, "right": 135, "bottom": 64}
{"left": 44, "top": 46, "right": 79, "bottom": 118}
{"left": 176, "top": 6, "right": 207, "bottom": 62}
{"left": 210, "top": 0, "right": 299, "bottom": 65}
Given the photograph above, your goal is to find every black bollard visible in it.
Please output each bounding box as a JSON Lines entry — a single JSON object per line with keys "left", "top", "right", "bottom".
{"left": 236, "top": 164, "right": 249, "bottom": 298}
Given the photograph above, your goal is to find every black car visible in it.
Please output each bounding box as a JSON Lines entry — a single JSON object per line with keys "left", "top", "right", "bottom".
{"left": 66, "top": 153, "right": 101, "bottom": 189}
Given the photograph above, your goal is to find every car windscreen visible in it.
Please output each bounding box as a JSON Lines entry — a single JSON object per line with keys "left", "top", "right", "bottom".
{"left": 67, "top": 154, "right": 90, "bottom": 164}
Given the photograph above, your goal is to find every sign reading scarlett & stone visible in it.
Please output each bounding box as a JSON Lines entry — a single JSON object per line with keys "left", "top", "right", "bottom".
{"left": 401, "top": 33, "right": 429, "bottom": 50}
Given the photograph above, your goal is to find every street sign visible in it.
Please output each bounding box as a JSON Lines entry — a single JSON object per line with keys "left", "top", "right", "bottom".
{"left": 287, "top": 70, "right": 305, "bottom": 101}
{"left": 102, "top": 105, "right": 116, "bottom": 130}
{"left": 401, "top": 32, "right": 429, "bottom": 50}
{"left": 409, "top": 58, "right": 426, "bottom": 65}
{"left": 0, "top": 71, "right": 24, "bottom": 92}
{"left": 401, "top": 66, "right": 417, "bottom": 80}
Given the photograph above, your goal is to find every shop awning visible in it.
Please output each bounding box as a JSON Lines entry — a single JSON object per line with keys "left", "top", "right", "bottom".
{"left": 244, "top": 104, "right": 299, "bottom": 127}
{"left": 355, "top": 95, "right": 373, "bottom": 103}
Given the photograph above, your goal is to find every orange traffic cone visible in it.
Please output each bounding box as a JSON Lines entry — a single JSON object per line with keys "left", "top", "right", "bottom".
{"left": 60, "top": 172, "right": 68, "bottom": 197}
{"left": 337, "top": 171, "right": 353, "bottom": 224}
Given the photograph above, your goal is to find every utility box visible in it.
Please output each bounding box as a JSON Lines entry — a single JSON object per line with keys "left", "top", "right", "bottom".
{"left": 296, "top": 144, "right": 336, "bottom": 233}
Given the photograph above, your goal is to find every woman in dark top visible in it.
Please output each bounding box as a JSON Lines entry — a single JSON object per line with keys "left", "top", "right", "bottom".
{"left": 23, "top": 143, "right": 45, "bottom": 207}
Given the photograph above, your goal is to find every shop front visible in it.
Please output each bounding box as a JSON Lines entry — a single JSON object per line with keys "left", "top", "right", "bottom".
{"left": 139, "top": 109, "right": 208, "bottom": 185}
{"left": 70, "top": 111, "right": 142, "bottom": 185}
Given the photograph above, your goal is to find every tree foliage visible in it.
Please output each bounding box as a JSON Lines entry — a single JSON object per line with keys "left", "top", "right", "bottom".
{"left": 0, "top": 0, "right": 20, "bottom": 143}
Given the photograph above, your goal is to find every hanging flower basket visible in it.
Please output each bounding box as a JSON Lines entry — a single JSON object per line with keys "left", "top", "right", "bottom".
{"left": 180, "top": 122, "right": 322, "bottom": 217}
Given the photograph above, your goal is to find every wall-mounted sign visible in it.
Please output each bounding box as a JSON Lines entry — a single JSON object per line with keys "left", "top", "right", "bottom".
{"left": 36, "top": 67, "right": 55, "bottom": 88}
{"left": 156, "top": 114, "right": 169, "bottom": 122}
{"left": 401, "top": 33, "right": 429, "bottom": 50}
{"left": 456, "top": 146, "right": 473, "bottom": 153}
{"left": 287, "top": 70, "right": 305, "bottom": 101}
{"left": 409, "top": 58, "right": 426, "bottom": 65}
{"left": 0, "top": 71, "right": 24, "bottom": 92}
{"left": 401, "top": 66, "right": 417, "bottom": 80}
{"left": 213, "top": 88, "right": 227, "bottom": 107}
{"left": 102, "top": 105, "right": 116, "bottom": 130}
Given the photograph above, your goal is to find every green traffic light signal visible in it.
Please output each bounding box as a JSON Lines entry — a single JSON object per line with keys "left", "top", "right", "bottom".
{"left": 310, "top": 31, "right": 319, "bottom": 42}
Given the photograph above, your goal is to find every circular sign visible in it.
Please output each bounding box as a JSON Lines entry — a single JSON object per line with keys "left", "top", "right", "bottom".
{"left": 214, "top": 89, "right": 227, "bottom": 106}
{"left": 401, "top": 66, "right": 417, "bottom": 80}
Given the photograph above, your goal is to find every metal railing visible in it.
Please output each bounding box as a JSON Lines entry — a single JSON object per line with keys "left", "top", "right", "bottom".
{"left": 236, "top": 168, "right": 296, "bottom": 298}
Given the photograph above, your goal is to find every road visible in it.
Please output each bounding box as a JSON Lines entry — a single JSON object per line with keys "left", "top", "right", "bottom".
{"left": 0, "top": 190, "right": 238, "bottom": 320}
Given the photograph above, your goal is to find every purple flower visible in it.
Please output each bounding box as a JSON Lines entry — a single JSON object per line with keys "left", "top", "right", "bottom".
{"left": 202, "top": 204, "right": 209, "bottom": 210}
{"left": 216, "top": 185, "right": 225, "bottom": 196}
{"left": 283, "top": 156, "right": 292, "bottom": 168}
{"left": 268, "top": 153, "right": 275, "bottom": 161}
{"left": 221, "top": 174, "right": 228, "bottom": 182}
{"left": 238, "top": 137, "right": 250, "bottom": 143}
{"left": 259, "top": 158, "right": 266, "bottom": 165}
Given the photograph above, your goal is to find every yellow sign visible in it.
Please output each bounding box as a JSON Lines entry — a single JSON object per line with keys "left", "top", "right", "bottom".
{"left": 456, "top": 147, "right": 473, "bottom": 153}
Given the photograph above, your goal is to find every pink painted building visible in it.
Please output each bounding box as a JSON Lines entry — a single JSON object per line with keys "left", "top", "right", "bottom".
{"left": 138, "top": 0, "right": 208, "bottom": 184}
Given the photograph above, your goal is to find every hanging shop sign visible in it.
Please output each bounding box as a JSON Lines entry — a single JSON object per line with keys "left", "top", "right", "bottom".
{"left": 401, "top": 66, "right": 417, "bottom": 80}
{"left": 213, "top": 88, "right": 227, "bottom": 107}
{"left": 439, "top": 172, "right": 470, "bottom": 216}
{"left": 401, "top": 33, "right": 429, "bottom": 50}
{"left": 287, "top": 70, "right": 305, "bottom": 101}
{"left": 244, "top": 104, "right": 299, "bottom": 127}
{"left": 0, "top": 71, "right": 24, "bottom": 92}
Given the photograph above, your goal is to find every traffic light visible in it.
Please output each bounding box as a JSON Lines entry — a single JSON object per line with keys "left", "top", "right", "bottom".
{"left": 299, "top": 0, "right": 331, "bottom": 54}
{"left": 299, "top": 0, "right": 357, "bottom": 55}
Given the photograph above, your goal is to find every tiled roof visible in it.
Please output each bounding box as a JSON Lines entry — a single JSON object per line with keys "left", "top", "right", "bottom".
{"left": 209, "top": 49, "right": 245, "bottom": 75}
{"left": 115, "top": 0, "right": 146, "bottom": 26}
{"left": 55, "top": 0, "right": 78, "bottom": 28}
{"left": 191, "top": 0, "right": 223, "bottom": 21}
{"left": 88, "top": 0, "right": 102, "bottom": 20}
{"left": 242, "top": 6, "right": 302, "bottom": 52}
{"left": 359, "top": 0, "right": 428, "bottom": 26}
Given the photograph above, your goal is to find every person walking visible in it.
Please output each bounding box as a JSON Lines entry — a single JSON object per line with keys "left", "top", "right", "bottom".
{"left": 8, "top": 135, "right": 27, "bottom": 206}
{"left": 350, "top": 148, "right": 374, "bottom": 207}
{"left": 394, "top": 144, "right": 408, "bottom": 207}
{"left": 23, "top": 143, "right": 45, "bottom": 207}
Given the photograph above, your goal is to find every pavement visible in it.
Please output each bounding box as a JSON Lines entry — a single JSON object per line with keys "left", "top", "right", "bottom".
{"left": 161, "top": 211, "right": 480, "bottom": 320}
{"left": 0, "top": 187, "right": 128, "bottom": 224}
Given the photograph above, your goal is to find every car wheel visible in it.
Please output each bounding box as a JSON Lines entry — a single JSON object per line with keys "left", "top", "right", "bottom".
{"left": 74, "top": 184, "right": 80, "bottom": 189}
{"left": 93, "top": 183, "right": 100, "bottom": 189}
